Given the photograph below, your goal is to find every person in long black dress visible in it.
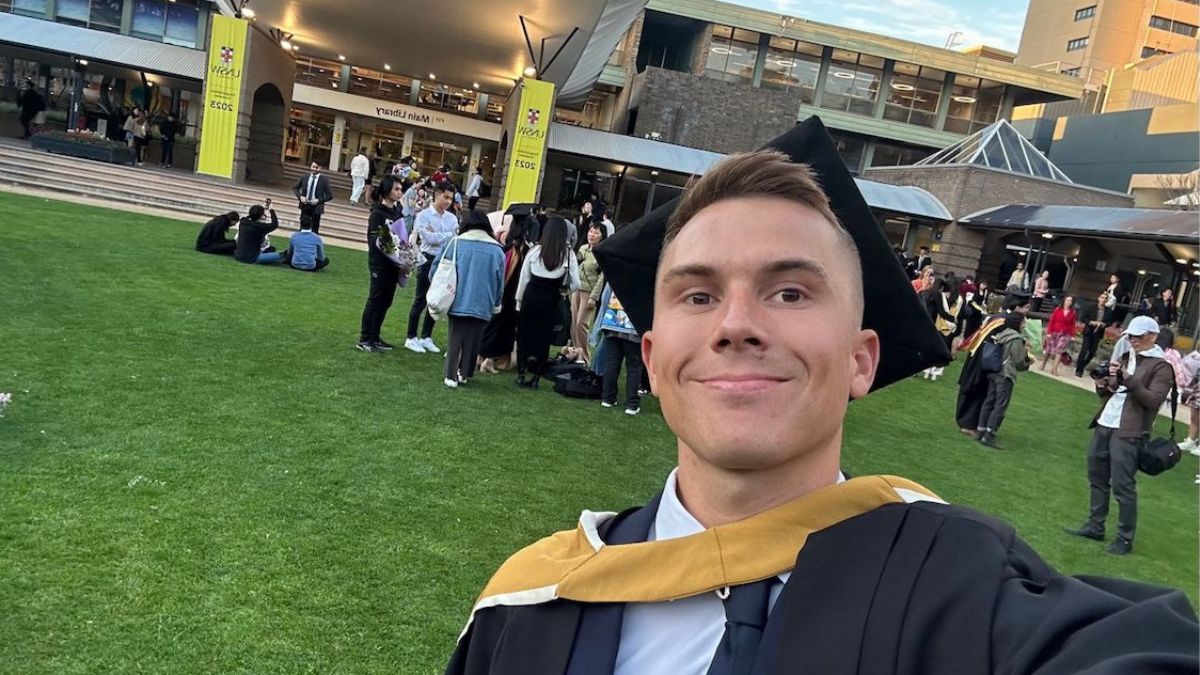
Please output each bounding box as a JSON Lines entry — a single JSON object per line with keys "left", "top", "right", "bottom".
{"left": 479, "top": 215, "right": 533, "bottom": 373}
{"left": 955, "top": 291, "right": 1031, "bottom": 434}
{"left": 514, "top": 217, "right": 579, "bottom": 387}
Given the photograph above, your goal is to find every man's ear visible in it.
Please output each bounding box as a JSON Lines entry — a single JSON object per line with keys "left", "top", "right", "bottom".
{"left": 849, "top": 329, "right": 880, "bottom": 400}
{"left": 641, "top": 330, "right": 657, "bottom": 395}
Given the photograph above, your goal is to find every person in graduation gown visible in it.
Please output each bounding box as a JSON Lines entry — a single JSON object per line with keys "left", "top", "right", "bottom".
{"left": 955, "top": 291, "right": 1031, "bottom": 434}
{"left": 445, "top": 119, "right": 1198, "bottom": 675}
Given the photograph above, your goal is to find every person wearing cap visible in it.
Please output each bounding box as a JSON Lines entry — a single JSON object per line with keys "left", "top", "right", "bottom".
{"left": 1066, "top": 315, "right": 1176, "bottom": 556}
{"left": 446, "top": 121, "right": 1197, "bottom": 675}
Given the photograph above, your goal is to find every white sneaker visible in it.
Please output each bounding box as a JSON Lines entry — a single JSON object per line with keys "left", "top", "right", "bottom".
{"left": 625, "top": 407, "right": 640, "bottom": 416}
{"left": 443, "top": 378, "right": 458, "bottom": 388}
{"left": 404, "top": 338, "right": 426, "bottom": 354}
{"left": 601, "top": 401, "right": 615, "bottom": 408}
{"left": 420, "top": 337, "right": 441, "bottom": 353}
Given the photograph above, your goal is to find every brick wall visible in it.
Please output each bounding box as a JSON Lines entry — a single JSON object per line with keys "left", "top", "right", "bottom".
{"left": 631, "top": 67, "right": 798, "bottom": 154}
{"left": 864, "top": 165, "right": 1133, "bottom": 281}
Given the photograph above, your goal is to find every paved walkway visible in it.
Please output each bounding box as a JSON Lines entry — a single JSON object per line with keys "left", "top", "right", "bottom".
{"left": 1026, "top": 361, "right": 1191, "bottom": 425}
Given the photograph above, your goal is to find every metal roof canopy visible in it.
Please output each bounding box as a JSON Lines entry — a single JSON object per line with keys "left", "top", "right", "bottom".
{"left": 960, "top": 203, "right": 1200, "bottom": 262}
{"left": 548, "top": 123, "right": 953, "bottom": 222}
{"left": 0, "top": 13, "right": 206, "bottom": 81}
{"left": 916, "top": 119, "right": 1073, "bottom": 183}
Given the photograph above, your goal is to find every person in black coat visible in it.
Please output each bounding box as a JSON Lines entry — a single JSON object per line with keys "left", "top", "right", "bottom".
{"left": 195, "top": 211, "right": 239, "bottom": 255}
{"left": 18, "top": 80, "right": 45, "bottom": 139}
{"left": 233, "top": 203, "right": 282, "bottom": 264}
{"left": 1147, "top": 288, "right": 1177, "bottom": 327}
{"left": 1074, "top": 291, "right": 1113, "bottom": 378}
{"left": 158, "top": 113, "right": 181, "bottom": 168}
{"left": 291, "top": 161, "right": 334, "bottom": 234}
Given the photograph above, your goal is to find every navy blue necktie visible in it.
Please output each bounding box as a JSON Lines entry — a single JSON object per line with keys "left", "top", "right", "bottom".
{"left": 706, "top": 578, "right": 776, "bottom": 675}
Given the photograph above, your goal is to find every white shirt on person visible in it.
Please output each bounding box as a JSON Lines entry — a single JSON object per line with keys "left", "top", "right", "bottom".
{"left": 466, "top": 173, "right": 483, "bottom": 197}
{"left": 614, "top": 468, "right": 845, "bottom": 675}
{"left": 350, "top": 153, "right": 370, "bottom": 178}
{"left": 1097, "top": 345, "right": 1164, "bottom": 429}
{"left": 412, "top": 206, "right": 458, "bottom": 257}
{"left": 515, "top": 245, "right": 580, "bottom": 310}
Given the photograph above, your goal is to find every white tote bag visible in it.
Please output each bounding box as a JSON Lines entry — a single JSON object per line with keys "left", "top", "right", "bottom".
{"left": 426, "top": 237, "right": 460, "bottom": 322}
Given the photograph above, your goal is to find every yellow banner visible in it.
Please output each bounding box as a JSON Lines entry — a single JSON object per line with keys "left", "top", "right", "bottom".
{"left": 502, "top": 78, "right": 555, "bottom": 209}
{"left": 197, "top": 15, "right": 248, "bottom": 178}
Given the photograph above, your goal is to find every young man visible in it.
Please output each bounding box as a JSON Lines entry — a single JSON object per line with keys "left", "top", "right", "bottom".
{"left": 466, "top": 166, "right": 483, "bottom": 211}
{"left": 158, "top": 113, "right": 180, "bottom": 168}
{"left": 195, "top": 211, "right": 239, "bottom": 256}
{"left": 912, "top": 245, "right": 932, "bottom": 279}
{"left": 349, "top": 148, "right": 370, "bottom": 205}
{"left": 284, "top": 216, "right": 329, "bottom": 271}
{"left": 1066, "top": 315, "right": 1176, "bottom": 556}
{"left": 292, "top": 161, "right": 333, "bottom": 234}
{"left": 233, "top": 203, "right": 281, "bottom": 265}
{"left": 446, "top": 120, "right": 1197, "bottom": 675}
{"left": 405, "top": 183, "right": 458, "bottom": 354}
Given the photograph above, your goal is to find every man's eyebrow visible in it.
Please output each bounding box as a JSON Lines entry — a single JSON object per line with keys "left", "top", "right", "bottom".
{"left": 660, "top": 263, "right": 718, "bottom": 285}
{"left": 762, "top": 258, "right": 829, "bottom": 280}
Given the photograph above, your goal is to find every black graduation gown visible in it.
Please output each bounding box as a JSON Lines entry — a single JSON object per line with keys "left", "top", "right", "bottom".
{"left": 447, "top": 495, "right": 1198, "bottom": 675}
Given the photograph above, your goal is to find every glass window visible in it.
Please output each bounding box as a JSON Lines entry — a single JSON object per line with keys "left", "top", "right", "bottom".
{"left": 945, "top": 75, "right": 1004, "bottom": 134}
{"left": 132, "top": 0, "right": 166, "bottom": 38}
{"left": 705, "top": 24, "right": 759, "bottom": 85}
{"left": 56, "top": 0, "right": 89, "bottom": 23}
{"left": 821, "top": 49, "right": 883, "bottom": 116}
{"left": 12, "top": 0, "right": 47, "bottom": 17}
{"left": 761, "top": 38, "right": 822, "bottom": 104}
{"left": 1148, "top": 15, "right": 1199, "bottom": 37}
{"left": 1066, "top": 37, "right": 1088, "bottom": 51}
{"left": 870, "top": 141, "right": 933, "bottom": 168}
{"left": 1141, "top": 46, "right": 1171, "bottom": 58}
{"left": 1074, "top": 6, "right": 1095, "bottom": 20}
{"left": 485, "top": 97, "right": 503, "bottom": 123}
{"left": 89, "top": 0, "right": 122, "bottom": 30}
{"left": 163, "top": 0, "right": 198, "bottom": 47}
{"left": 828, "top": 129, "right": 868, "bottom": 174}
{"left": 884, "top": 62, "right": 944, "bottom": 128}
{"left": 418, "top": 82, "right": 479, "bottom": 115}
{"left": 295, "top": 57, "right": 342, "bottom": 88}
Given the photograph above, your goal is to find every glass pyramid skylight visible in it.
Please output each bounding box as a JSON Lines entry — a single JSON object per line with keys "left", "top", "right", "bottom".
{"left": 915, "top": 119, "right": 1073, "bottom": 183}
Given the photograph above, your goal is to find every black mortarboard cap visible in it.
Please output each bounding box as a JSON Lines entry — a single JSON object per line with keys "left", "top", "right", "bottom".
{"left": 592, "top": 116, "right": 951, "bottom": 391}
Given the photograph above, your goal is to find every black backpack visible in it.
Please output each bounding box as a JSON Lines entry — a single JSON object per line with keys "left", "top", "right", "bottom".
{"left": 978, "top": 338, "right": 1004, "bottom": 374}
{"left": 550, "top": 362, "right": 602, "bottom": 399}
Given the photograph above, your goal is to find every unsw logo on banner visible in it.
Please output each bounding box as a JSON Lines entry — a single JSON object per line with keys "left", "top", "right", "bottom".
{"left": 220, "top": 46, "right": 234, "bottom": 65}
{"left": 526, "top": 108, "right": 540, "bottom": 126}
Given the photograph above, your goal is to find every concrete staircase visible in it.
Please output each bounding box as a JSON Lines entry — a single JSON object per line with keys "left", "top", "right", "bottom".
{"left": 0, "top": 141, "right": 372, "bottom": 250}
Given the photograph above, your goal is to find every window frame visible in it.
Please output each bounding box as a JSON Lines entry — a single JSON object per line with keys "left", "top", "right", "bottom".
{"left": 1065, "top": 37, "right": 1089, "bottom": 51}
{"left": 1073, "top": 5, "right": 1095, "bottom": 20}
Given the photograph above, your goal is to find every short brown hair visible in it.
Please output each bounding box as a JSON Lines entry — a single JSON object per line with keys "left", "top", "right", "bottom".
{"left": 664, "top": 150, "right": 864, "bottom": 319}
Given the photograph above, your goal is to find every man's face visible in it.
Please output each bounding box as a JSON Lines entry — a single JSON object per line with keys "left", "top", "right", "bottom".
{"left": 435, "top": 189, "right": 453, "bottom": 211}
{"left": 643, "top": 196, "right": 879, "bottom": 473}
{"left": 310, "top": 162, "right": 320, "bottom": 174}
{"left": 1163, "top": 289, "right": 1173, "bottom": 301}
{"left": 1130, "top": 332, "right": 1157, "bottom": 352}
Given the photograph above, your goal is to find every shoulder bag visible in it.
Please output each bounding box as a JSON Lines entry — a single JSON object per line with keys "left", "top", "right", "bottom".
{"left": 426, "top": 237, "right": 460, "bottom": 322}
{"left": 1139, "top": 378, "right": 1181, "bottom": 476}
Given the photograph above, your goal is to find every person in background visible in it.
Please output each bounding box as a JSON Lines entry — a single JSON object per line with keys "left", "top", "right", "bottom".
{"left": 1075, "top": 292, "right": 1112, "bottom": 378}
{"left": 393, "top": 155, "right": 415, "bottom": 180}
{"left": 1066, "top": 315, "right": 1175, "bottom": 555}
{"left": 595, "top": 283, "right": 645, "bottom": 415}
{"left": 1032, "top": 270, "right": 1050, "bottom": 309}
{"left": 358, "top": 175, "right": 408, "bottom": 353}
{"left": 405, "top": 182, "right": 458, "bottom": 355}
{"left": 432, "top": 211, "right": 505, "bottom": 388}
{"left": 975, "top": 279, "right": 992, "bottom": 311}
{"left": 466, "top": 166, "right": 484, "bottom": 211}
{"left": 1178, "top": 348, "right": 1200, "bottom": 456}
{"left": 1147, "top": 288, "right": 1177, "bottom": 327}
{"left": 195, "top": 211, "right": 240, "bottom": 256}
{"left": 292, "top": 161, "right": 334, "bottom": 234}
{"left": 18, "top": 79, "right": 46, "bottom": 139}
{"left": 284, "top": 215, "right": 329, "bottom": 271}
{"left": 956, "top": 291, "right": 1031, "bottom": 435}
{"left": 575, "top": 201, "right": 594, "bottom": 245}
{"left": 479, "top": 215, "right": 533, "bottom": 374}
{"left": 157, "top": 113, "right": 181, "bottom": 168}
{"left": 597, "top": 210, "right": 615, "bottom": 237}
{"left": 1103, "top": 274, "right": 1121, "bottom": 319}
{"left": 911, "top": 265, "right": 934, "bottom": 293}
{"left": 572, "top": 222, "right": 607, "bottom": 364}
{"left": 431, "top": 164, "right": 450, "bottom": 185}
{"left": 1006, "top": 261, "right": 1027, "bottom": 291}
{"left": 911, "top": 245, "right": 932, "bottom": 279}
{"left": 922, "top": 278, "right": 961, "bottom": 380}
{"left": 977, "top": 311, "right": 1033, "bottom": 449}
{"left": 515, "top": 216, "right": 580, "bottom": 388}
{"left": 959, "top": 287, "right": 986, "bottom": 343}
{"left": 124, "top": 109, "right": 149, "bottom": 166}
{"left": 958, "top": 274, "right": 977, "bottom": 298}
{"left": 1040, "top": 295, "right": 1077, "bottom": 376}
{"left": 349, "top": 148, "right": 370, "bottom": 205}
{"left": 233, "top": 201, "right": 281, "bottom": 265}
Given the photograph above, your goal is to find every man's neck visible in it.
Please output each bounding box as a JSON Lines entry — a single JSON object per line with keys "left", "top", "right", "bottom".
{"left": 434, "top": 205, "right": 445, "bottom": 215}
{"left": 673, "top": 438, "right": 843, "bottom": 528}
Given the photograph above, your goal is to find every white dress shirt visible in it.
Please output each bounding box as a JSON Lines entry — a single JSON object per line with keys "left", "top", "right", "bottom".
{"left": 614, "top": 469, "right": 845, "bottom": 675}
{"left": 1097, "top": 345, "right": 1164, "bottom": 429}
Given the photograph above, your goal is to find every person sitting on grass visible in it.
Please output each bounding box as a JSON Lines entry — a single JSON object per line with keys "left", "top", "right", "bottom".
{"left": 284, "top": 215, "right": 329, "bottom": 272}
{"left": 195, "top": 211, "right": 239, "bottom": 256}
{"left": 234, "top": 201, "right": 282, "bottom": 265}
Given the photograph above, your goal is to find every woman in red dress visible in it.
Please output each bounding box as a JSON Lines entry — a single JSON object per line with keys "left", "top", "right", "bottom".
{"left": 1040, "top": 295, "right": 1078, "bottom": 376}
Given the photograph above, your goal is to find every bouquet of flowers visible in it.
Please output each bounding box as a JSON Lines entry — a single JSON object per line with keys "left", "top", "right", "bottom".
{"left": 376, "top": 221, "right": 420, "bottom": 273}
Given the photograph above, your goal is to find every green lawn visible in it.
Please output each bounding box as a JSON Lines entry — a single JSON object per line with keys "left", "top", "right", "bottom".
{"left": 0, "top": 191, "right": 1195, "bottom": 673}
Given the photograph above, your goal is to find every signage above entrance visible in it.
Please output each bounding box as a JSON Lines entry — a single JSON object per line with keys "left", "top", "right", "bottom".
{"left": 293, "top": 83, "right": 502, "bottom": 141}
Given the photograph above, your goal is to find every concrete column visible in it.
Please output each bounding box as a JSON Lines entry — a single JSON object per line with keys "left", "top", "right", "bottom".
{"left": 873, "top": 60, "right": 894, "bottom": 118}
{"left": 338, "top": 65, "right": 351, "bottom": 93}
{"left": 401, "top": 128, "right": 414, "bottom": 157}
{"left": 3, "top": 57, "right": 14, "bottom": 87}
{"left": 43, "top": 0, "right": 55, "bottom": 20}
{"left": 861, "top": 141, "right": 876, "bottom": 171}
{"left": 170, "top": 88, "right": 182, "bottom": 115}
{"left": 477, "top": 93, "right": 489, "bottom": 120}
{"left": 999, "top": 85, "right": 1017, "bottom": 121}
{"left": 409, "top": 79, "right": 421, "bottom": 106}
{"left": 934, "top": 71, "right": 955, "bottom": 131}
{"left": 810, "top": 46, "right": 833, "bottom": 109}
{"left": 120, "top": 0, "right": 134, "bottom": 34}
{"left": 468, "top": 141, "right": 482, "bottom": 173}
{"left": 329, "top": 114, "right": 346, "bottom": 172}
{"left": 751, "top": 33, "right": 770, "bottom": 88}
{"left": 68, "top": 69, "right": 84, "bottom": 128}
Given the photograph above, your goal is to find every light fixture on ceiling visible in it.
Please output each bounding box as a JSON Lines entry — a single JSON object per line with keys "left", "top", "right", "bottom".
{"left": 1017, "top": 251, "right": 1026, "bottom": 256}
{"left": 773, "top": 59, "right": 795, "bottom": 67}
{"left": 472, "top": 82, "right": 480, "bottom": 89}
{"left": 523, "top": 66, "right": 537, "bottom": 77}
{"left": 240, "top": 7, "right": 254, "bottom": 18}
{"left": 330, "top": 82, "right": 337, "bottom": 88}
{"left": 1041, "top": 232, "right": 1054, "bottom": 239}
{"left": 279, "top": 39, "right": 292, "bottom": 50}
{"left": 832, "top": 71, "right": 855, "bottom": 79}
{"left": 76, "top": 58, "right": 88, "bottom": 66}
{"left": 337, "top": 54, "right": 346, "bottom": 61}
{"left": 428, "top": 73, "right": 437, "bottom": 80}
{"left": 650, "top": 170, "right": 659, "bottom": 176}
{"left": 291, "top": 44, "right": 299, "bottom": 51}
{"left": 1137, "top": 269, "right": 1147, "bottom": 275}
{"left": 952, "top": 95, "right": 976, "bottom": 103}
{"left": 890, "top": 82, "right": 916, "bottom": 91}
{"left": 710, "top": 46, "right": 733, "bottom": 55}
{"left": 1176, "top": 258, "right": 1188, "bottom": 264}
{"left": 383, "top": 64, "right": 391, "bottom": 71}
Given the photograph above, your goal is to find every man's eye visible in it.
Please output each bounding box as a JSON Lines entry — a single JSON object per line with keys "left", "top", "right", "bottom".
{"left": 774, "top": 288, "right": 805, "bottom": 303}
{"left": 686, "top": 293, "right": 712, "bottom": 306}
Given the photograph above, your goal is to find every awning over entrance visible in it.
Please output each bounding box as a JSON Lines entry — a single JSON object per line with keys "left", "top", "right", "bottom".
{"left": 0, "top": 13, "right": 205, "bottom": 81}
{"left": 548, "top": 122, "right": 953, "bottom": 222}
{"left": 961, "top": 203, "right": 1199, "bottom": 264}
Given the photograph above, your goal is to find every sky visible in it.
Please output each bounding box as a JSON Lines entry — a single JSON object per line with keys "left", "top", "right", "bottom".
{"left": 732, "top": 0, "right": 1031, "bottom": 53}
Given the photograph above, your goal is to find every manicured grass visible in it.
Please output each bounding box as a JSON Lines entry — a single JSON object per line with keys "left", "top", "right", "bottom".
{"left": 0, "top": 190, "right": 1195, "bottom": 673}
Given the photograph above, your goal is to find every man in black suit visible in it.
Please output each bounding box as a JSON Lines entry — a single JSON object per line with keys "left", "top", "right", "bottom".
{"left": 292, "top": 160, "right": 334, "bottom": 234}
{"left": 912, "top": 245, "right": 932, "bottom": 279}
